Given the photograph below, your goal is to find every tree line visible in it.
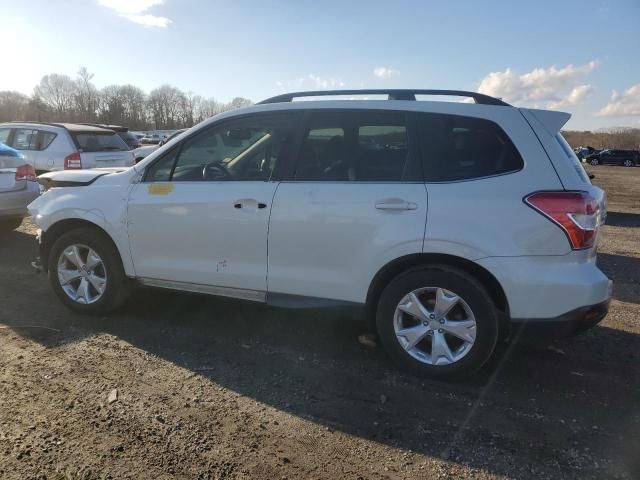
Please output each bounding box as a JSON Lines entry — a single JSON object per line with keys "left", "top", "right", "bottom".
{"left": 562, "top": 128, "right": 640, "bottom": 151}
{"left": 0, "top": 67, "right": 252, "bottom": 131}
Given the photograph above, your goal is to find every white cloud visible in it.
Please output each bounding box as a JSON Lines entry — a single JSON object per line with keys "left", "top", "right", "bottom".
{"left": 373, "top": 66, "right": 399, "bottom": 79}
{"left": 277, "top": 74, "right": 345, "bottom": 92}
{"left": 123, "top": 14, "right": 171, "bottom": 27}
{"left": 477, "top": 61, "right": 598, "bottom": 108}
{"left": 98, "top": 0, "right": 170, "bottom": 27}
{"left": 597, "top": 84, "right": 640, "bottom": 116}
{"left": 548, "top": 84, "right": 593, "bottom": 109}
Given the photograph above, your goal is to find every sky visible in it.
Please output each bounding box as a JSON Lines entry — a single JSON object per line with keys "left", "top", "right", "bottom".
{"left": 1, "top": 0, "right": 639, "bottom": 130}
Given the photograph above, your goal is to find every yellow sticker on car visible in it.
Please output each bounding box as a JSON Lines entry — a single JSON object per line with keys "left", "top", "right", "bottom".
{"left": 148, "top": 184, "right": 174, "bottom": 195}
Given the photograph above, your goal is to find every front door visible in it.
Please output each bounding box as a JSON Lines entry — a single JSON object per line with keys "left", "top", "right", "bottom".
{"left": 127, "top": 112, "right": 298, "bottom": 295}
{"left": 267, "top": 109, "right": 428, "bottom": 304}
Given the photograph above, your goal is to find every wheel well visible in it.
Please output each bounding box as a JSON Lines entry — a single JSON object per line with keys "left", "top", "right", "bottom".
{"left": 40, "top": 219, "right": 121, "bottom": 273}
{"left": 365, "top": 253, "right": 509, "bottom": 327}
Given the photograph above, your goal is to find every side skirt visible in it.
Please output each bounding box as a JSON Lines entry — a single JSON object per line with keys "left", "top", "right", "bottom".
{"left": 138, "top": 278, "right": 266, "bottom": 303}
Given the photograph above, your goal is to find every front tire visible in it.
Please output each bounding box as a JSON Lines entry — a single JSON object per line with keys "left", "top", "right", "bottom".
{"left": 48, "top": 227, "right": 129, "bottom": 314}
{"left": 590, "top": 158, "right": 599, "bottom": 166}
{"left": 376, "top": 266, "right": 499, "bottom": 379}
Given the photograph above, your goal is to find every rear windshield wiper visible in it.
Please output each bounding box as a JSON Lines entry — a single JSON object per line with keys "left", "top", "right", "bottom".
{"left": 100, "top": 146, "right": 124, "bottom": 151}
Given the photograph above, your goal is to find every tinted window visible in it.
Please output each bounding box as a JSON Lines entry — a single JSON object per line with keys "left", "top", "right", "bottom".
{"left": 144, "top": 115, "right": 294, "bottom": 182}
{"left": 13, "top": 128, "right": 39, "bottom": 150}
{"left": 294, "top": 111, "right": 413, "bottom": 181}
{"left": 40, "top": 131, "right": 56, "bottom": 150}
{"left": 73, "top": 132, "right": 129, "bottom": 152}
{"left": 418, "top": 113, "right": 523, "bottom": 182}
{"left": 0, "top": 128, "right": 10, "bottom": 145}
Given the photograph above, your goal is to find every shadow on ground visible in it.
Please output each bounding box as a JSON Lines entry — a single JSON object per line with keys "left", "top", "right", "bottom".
{"left": 605, "top": 211, "right": 640, "bottom": 228}
{"left": 1, "top": 228, "right": 639, "bottom": 478}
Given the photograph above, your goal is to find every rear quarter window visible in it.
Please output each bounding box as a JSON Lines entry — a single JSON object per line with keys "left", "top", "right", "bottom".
{"left": 73, "top": 132, "right": 129, "bottom": 152}
{"left": 417, "top": 113, "right": 524, "bottom": 182}
{"left": 39, "top": 131, "right": 57, "bottom": 150}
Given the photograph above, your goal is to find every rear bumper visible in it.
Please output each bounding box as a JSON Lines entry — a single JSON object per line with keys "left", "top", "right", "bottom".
{"left": 511, "top": 299, "right": 610, "bottom": 339}
{"left": 0, "top": 183, "right": 39, "bottom": 219}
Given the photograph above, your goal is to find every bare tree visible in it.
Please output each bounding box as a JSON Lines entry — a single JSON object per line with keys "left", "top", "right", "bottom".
{"left": 0, "top": 91, "right": 30, "bottom": 122}
{"left": 33, "top": 74, "right": 76, "bottom": 116}
{"left": 0, "top": 69, "right": 254, "bottom": 130}
{"left": 74, "top": 67, "right": 98, "bottom": 122}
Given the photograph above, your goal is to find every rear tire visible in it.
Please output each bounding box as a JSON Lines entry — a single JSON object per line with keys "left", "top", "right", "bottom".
{"left": 48, "top": 227, "right": 130, "bottom": 314}
{"left": 590, "top": 158, "right": 599, "bottom": 166}
{"left": 0, "top": 218, "right": 23, "bottom": 231}
{"left": 376, "top": 266, "right": 499, "bottom": 380}
{"left": 623, "top": 159, "right": 634, "bottom": 167}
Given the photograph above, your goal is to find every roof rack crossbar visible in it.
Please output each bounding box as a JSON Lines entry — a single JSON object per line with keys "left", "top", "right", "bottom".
{"left": 257, "top": 89, "right": 509, "bottom": 106}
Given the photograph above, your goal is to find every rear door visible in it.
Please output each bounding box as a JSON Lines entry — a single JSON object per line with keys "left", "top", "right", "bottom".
{"left": 10, "top": 128, "right": 39, "bottom": 168}
{"left": 267, "top": 109, "right": 427, "bottom": 304}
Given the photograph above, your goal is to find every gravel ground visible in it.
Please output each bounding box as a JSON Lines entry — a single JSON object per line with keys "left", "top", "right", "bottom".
{"left": 0, "top": 165, "right": 638, "bottom": 479}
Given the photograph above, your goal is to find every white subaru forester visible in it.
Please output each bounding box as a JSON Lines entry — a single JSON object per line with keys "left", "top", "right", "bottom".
{"left": 28, "top": 89, "right": 612, "bottom": 379}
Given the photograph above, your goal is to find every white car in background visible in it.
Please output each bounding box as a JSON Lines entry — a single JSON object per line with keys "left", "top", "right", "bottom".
{"left": 133, "top": 129, "right": 187, "bottom": 163}
{"left": 0, "top": 122, "right": 135, "bottom": 173}
{"left": 28, "top": 89, "right": 612, "bottom": 379}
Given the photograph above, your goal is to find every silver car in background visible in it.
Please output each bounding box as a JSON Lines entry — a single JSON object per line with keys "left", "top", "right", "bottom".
{"left": 0, "top": 143, "right": 39, "bottom": 231}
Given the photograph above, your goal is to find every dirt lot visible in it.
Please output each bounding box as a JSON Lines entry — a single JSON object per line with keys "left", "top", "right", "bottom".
{"left": 0, "top": 165, "right": 638, "bottom": 479}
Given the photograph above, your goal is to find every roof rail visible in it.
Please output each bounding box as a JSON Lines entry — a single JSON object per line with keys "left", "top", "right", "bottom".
{"left": 7, "top": 120, "right": 62, "bottom": 128}
{"left": 257, "top": 89, "right": 510, "bottom": 106}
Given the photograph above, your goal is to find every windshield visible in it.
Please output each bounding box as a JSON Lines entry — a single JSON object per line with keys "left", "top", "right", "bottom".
{"left": 73, "top": 132, "right": 129, "bottom": 152}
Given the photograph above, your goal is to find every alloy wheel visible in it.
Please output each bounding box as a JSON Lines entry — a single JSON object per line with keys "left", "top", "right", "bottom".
{"left": 57, "top": 244, "right": 107, "bottom": 304}
{"left": 393, "top": 287, "right": 476, "bottom": 366}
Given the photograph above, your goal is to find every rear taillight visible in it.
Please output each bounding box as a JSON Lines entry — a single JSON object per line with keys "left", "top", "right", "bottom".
{"left": 64, "top": 152, "right": 82, "bottom": 169}
{"left": 525, "top": 191, "right": 601, "bottom": 250}
{"left": 15, "top": 164, "right": 36, "bottom": 182}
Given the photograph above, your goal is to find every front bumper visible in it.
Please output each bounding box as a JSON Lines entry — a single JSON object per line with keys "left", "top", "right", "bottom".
{"left": 510, "top": 298, "right": 610, "bottom": 340}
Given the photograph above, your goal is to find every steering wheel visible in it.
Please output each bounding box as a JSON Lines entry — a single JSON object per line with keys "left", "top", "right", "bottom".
{"left": 202, "top": 161, "right": 230, "bottom": 181}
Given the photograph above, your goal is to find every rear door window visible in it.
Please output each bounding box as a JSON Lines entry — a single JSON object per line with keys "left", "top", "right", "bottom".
{"left": 293, "top": 110, "right": 418, "bottom": 181}
{"left": 417, "top": 113, "right": 523, "bottom": 182}
{"left": 73, "top": 132, "right": 129, "bottom": 152}
{"left": 13, "top": 128, "right": 39, "bottom": 150}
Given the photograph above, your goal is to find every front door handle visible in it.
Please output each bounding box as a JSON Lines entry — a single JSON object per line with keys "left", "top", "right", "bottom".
{"left": 375, "top": 200, "right": 418, "bottom": 211}
{"left": 233, "top": 199, "right": 268, "bottom": 210}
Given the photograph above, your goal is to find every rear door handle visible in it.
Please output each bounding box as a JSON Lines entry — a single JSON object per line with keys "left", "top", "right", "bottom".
{"left": 375, "top": 200, "right": 418, "bottom": 211}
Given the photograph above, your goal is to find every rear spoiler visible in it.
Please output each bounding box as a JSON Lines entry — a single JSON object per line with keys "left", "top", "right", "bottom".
{"left": 520, "top": 108, "right": 571, "bottom": 135}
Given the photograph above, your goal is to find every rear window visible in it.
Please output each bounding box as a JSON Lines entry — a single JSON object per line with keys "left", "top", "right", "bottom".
{"left": 73, "top": 132, "right": 129, "bottom": 152}
{"left": 556, "top": 133, "right": 590, "bottom": 183}
{"left": 417, "top": 113, "right": 524, "bottom": 182}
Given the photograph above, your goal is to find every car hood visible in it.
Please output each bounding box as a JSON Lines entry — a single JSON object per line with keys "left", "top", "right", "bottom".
{"left": 37, "top": 167, "right": 132, "bottom": 189}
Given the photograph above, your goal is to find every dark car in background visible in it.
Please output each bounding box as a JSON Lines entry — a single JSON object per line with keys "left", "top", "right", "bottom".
{"left": 574, "top": 146, "right": 599, "bottom": 160}
{"left": 81, "top": 124, "right": 141, "bottom": 150}
{"left": 585, "top": 149, "right": 638, "bottom": 167}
